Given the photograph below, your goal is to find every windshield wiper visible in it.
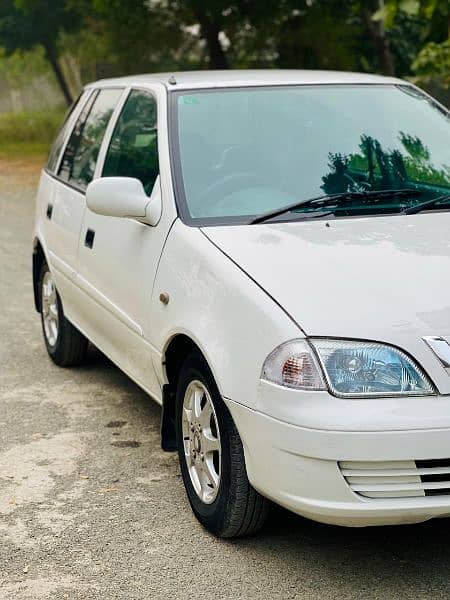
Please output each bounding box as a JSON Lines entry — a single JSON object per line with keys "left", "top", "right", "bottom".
{"left": 249, "top": 189, "right": 423, "bottom": 224}
{"left": 402, "top": 193, "right": 450, "bottom": 215}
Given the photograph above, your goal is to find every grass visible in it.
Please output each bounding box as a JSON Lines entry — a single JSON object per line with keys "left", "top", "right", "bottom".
{"left": 0, "top": 109, "right": 65, "bottom": 160}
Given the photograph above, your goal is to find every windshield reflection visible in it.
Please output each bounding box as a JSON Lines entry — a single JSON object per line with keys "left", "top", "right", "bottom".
{"left": 321, "top": 133, "right": 450, "bottom": 200}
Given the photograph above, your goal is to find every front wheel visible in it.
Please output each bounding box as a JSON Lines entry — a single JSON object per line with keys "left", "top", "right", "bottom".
{"left": 39, "top": 262, "right": 88, "bottom": 367}
{"left": 176, "top": 352, "right": 269, "bottom": 538}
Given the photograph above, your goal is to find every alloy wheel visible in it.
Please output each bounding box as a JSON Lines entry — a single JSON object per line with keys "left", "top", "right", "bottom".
{"left": 41, "top": 270, "right": 59, "bottom": 347}
{"left": 182, "top": 380, "right": 221, "bottom": 504}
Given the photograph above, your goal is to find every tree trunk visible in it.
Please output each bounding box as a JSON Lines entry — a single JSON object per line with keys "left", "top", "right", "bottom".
{"left": 43, "top": 41, "right": 73, "bottom": 106}
{"left": 60, "top": 53, "right": 83, "bottom": 101}
{"left": 361, "top": 3, "right": 395, "bottom": 76}
{"left": 195, "top": 11, "right": 229, "bottom": 69}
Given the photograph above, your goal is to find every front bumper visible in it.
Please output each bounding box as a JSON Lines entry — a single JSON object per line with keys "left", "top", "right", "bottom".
{"left": 224, "top": 387, "right": 450, "bottom": 527}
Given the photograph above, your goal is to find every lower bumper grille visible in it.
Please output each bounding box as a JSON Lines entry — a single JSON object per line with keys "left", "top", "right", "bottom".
{"left": 339, "top": 459, "right": 450, "bottom": 499}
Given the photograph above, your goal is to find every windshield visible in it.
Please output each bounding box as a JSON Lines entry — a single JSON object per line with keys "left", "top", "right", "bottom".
{"left": 172, "top": 84, "right": 450, "bottom": 225}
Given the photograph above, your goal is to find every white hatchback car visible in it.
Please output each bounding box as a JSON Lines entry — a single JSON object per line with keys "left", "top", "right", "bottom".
{"left": 33, "top": 70, "right": 450, "bottom": 537}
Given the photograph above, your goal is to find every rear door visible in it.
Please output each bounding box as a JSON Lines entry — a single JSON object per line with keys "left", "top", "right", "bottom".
{"left": 38, "top": 90, "right": 90, "bottom": 272}
{"left": 76, "top": 86, "right": 176, "bottom": 397}
{"left": 48, "top": 87, "right": 124, "bottom": 316}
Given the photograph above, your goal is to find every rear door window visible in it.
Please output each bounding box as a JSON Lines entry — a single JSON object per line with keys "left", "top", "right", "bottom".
{"left": 58, "top": 88, "right": 123, "bottom": 190}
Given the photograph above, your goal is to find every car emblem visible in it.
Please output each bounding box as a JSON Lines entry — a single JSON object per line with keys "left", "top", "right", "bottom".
{"left": 423, "top": 336, "right": 450, "bottom": 371}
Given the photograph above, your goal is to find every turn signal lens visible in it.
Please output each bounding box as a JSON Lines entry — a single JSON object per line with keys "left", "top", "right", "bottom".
{"left": 262, "top": 340, "right": 326, "bottom": 390}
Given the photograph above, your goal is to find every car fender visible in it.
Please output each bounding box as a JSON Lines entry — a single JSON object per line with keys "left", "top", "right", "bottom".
{"left": 150, "top": 219, "right": 302, "bottom": 409}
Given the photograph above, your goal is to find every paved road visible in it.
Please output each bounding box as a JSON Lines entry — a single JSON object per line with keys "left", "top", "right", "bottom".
{"left": 1, "top": 162, "right": 450, "bottom": 600}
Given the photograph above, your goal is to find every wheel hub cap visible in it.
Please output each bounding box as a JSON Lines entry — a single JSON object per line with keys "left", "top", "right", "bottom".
{"left": 182, "top": 380, "right": 221, "bottom": 504}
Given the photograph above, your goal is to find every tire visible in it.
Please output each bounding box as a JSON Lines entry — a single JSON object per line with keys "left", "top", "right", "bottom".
{"left": 39, "top": 261, "right": 88, "bottom": 367}
{"left": 176, "top": 351, "right": 269, "bottom": 538}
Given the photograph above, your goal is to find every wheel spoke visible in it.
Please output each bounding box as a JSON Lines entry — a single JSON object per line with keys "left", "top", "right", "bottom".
{"left": 183, "top": 406, "right": 192, "bottom": 428}
{"left": 189, "top": 465, "right": 202, "bottom": 496}
{"left": 184, "top": 439, "right": 192, "bottom": 462}
{"left": 202, "top": 431, "right": 219, "bottom": 454}
{"left": 193, "top": 387, "right": 204, "bottom": 419}
{"left": 202, "top": 455, "right": 219, "bottom": 490}
{"left": 198, "top": 401, "right": 212, "bottom": 428}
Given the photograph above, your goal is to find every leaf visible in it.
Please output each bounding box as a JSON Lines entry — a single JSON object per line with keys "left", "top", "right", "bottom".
{"left": 372, "top": 3, "right": 397, "bottom": 29}
{"left": 399, "top": 0, "right": 420, "bottom": 15}
{"left": 371, "top": 5, "right": 388, "bottom": 22}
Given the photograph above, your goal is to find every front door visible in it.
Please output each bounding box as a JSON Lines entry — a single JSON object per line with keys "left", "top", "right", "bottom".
{"left": 76, "top": 88, "right": 175, "bottom": 398}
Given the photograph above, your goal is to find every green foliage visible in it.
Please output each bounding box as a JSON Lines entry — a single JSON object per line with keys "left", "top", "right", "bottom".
{"left": 413, "top": 40, "right": 450, "bottom": 88}
{"left": 375, "top": 0, "right": 448, "bottom": 43}
{"left": 0, "top": 109, "right": 64, "bottom": 156}
{"left": 0, "top": 46, "right": 49, "bottom": 87}
{"left": 0, "top": 0, "right": 80, "bottom": 54}
{"left": 0, "top": 0, "right": 82, "bottom": 103}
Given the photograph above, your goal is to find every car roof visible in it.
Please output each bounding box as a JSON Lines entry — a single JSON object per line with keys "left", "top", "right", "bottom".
{"left": 86, "top": 69, "right": 403, "bottom": 91}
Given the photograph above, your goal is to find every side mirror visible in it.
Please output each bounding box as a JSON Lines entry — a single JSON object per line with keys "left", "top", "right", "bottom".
{"left": 86, "top": 176, "right": 162, "bottom": 226}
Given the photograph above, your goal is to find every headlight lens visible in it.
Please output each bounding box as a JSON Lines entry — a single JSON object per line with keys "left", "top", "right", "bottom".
{"left": 261, "top": 340, "right": 326, "bottom": 390}
{"left": 310, "top": 339, "right": 435, "bottom": 397}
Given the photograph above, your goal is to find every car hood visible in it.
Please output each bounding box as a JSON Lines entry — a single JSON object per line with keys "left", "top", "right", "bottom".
{"left": 203, "top": 213, "right": 450, "bottom": 392}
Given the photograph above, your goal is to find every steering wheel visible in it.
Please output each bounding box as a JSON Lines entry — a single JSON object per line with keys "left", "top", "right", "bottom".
{"left": 195, "top": 172, "right": 268, "bottom": 214}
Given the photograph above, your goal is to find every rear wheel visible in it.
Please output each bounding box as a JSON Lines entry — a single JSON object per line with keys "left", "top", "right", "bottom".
{"left": 39, "top": 262, "right": 88, "bottom": 367}
{"left": 176, "top": 352, "right": 269, "bottom": 537}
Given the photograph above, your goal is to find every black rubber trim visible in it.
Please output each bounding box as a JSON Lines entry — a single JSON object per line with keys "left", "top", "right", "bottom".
{"left": 416, "top": 458, "right": 450, "bottom": 469}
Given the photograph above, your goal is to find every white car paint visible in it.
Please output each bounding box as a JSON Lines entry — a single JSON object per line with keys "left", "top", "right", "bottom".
{"left": 33, "top": 70, "right": 450, "bottom": 528}
{"left": 203, "top": 215, "right": 450, "bottom": 396}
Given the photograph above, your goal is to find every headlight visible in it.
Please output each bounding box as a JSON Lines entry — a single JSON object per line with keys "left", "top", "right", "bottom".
{"left": 262, "top": 338, "right": 435, "bottom": 397}
{"left": 261, "top": 340, "right": 326, "bottom": 390}
{"left": 310, "top": 339, "right": 435, "bottom": 398}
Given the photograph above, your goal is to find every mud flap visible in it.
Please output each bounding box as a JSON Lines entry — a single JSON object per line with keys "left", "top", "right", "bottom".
{"left": 161, "top": 384, "right": 177, "bottom": 451}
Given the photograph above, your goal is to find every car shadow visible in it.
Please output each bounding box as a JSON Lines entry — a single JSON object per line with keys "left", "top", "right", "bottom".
{"left": 230, "top": 491, "right": 450, "bottom": 594}
{"left": 78, "top": 345, "right": 450, "bottom": 594}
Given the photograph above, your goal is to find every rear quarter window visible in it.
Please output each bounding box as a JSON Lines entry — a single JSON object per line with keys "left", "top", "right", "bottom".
{"left": 46, "top": 91, "right": 91, "bottom": 174}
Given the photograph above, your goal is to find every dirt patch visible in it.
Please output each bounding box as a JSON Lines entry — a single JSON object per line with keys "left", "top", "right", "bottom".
{"left": 0, "top": 156, "right": 45, "bottom": 189}
{"left": 110, "top": 440, "right": 141, "bottom": 448}
{"left": 105, "top": 420, "right": 127, "bottom": 429}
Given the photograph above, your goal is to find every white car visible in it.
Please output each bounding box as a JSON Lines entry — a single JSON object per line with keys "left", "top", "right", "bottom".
{"left": 33, "top": 70, "right": 450, "bottom": 537}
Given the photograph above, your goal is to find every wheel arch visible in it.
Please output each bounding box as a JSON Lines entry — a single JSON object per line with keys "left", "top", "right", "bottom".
{"left": 160, "top": 333, "right": 213, "bottom": 452}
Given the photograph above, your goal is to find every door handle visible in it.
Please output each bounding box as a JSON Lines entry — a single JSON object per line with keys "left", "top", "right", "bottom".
{"left": 46, "top": 203, "right": 53, "bottom": 220}
{"left": 84, "top": 229, "right": 95, "bottom": 249}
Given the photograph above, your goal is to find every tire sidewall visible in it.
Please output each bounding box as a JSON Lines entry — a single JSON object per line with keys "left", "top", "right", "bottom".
{"left": 176, "top": 353, "right": 234, "bottom": 526}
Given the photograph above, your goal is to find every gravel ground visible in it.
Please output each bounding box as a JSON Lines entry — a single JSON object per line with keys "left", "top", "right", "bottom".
{"left": 1, "top": 161, "right": 450, "bottom": 599}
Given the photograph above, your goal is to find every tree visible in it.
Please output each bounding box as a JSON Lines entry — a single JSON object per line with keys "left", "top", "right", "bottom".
{"left": 374, "top": 0, "right": 449, "bottom": 84}
{"left": 413, "top": 40, "right": 450, "bottom": 89}
{"left": 0, "top": 0, "right": 81, "bottom": 105}
{"left": 360, "top": 0, "right": 396, "bottom": 75}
